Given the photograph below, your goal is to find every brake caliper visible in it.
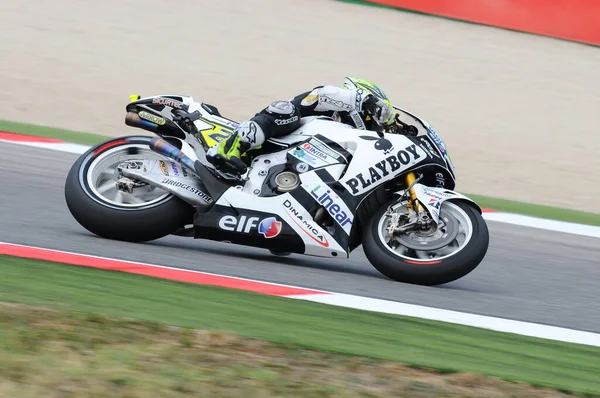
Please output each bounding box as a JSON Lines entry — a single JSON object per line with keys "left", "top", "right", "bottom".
{"left": 116, "top": 161, "right": 148, "bottom": 193}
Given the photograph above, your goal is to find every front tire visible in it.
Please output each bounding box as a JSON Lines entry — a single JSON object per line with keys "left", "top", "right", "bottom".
{"left": 362, "top": 200, "right": 489, "bottom": 285}
{"left": 64, "top": 136, "right": 194, "bottom": 242}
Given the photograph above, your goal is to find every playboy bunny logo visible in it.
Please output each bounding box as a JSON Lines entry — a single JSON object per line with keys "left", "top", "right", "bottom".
{"left": 359, "top": 135, "right": 394, "bottom": 154}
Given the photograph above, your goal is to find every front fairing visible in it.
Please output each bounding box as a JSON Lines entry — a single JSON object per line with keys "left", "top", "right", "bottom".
{"left": 394, "top": 106, "right": 457, "bottom": 180}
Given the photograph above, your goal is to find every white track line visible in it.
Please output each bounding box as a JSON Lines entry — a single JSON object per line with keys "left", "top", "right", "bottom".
{"left": 483, "top": 211, "right": 600, "bottom": 238}
{"left": 2, "top": 241, "right": 599, "bottom": 347}
{"left": 289, "top": 293, "right": 600, "bottom": 347}
{"left": 0, "top": 139, "right": 90, "bottom": 154}
{"left": 1, "top": 137, "right": 599, "bottom": 238}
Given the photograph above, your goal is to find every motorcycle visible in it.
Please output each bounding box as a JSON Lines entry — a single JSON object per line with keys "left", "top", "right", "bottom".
{"left": 64, "top": 94, "right": 489, "bottom": 285}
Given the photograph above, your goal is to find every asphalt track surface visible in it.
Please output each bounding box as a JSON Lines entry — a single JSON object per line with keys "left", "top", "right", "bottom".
{"left": 2, "top": 142, "right": 599, "bottom": 333}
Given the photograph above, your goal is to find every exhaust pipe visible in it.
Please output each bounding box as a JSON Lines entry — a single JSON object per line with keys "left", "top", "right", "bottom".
{"left": 125, "top": 111, "right": 156, "bottom": 130}
{"left": 150, "top": 137, "right": 234, "bottom": 201}
{"left": 149, "top": 137, "right": 198, "bottom": 172}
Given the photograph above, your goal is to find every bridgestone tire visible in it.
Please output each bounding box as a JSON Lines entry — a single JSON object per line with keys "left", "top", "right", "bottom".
{"left": 64, "top": 136, "right": 194, "bottom": 242}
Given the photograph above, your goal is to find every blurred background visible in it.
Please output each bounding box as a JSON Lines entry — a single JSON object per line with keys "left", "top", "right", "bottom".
{"left": 2, "top": 2, "right": 600, "bottom": 397}
{"left": 1, "top": 0, "right": 599, "bottom": 212}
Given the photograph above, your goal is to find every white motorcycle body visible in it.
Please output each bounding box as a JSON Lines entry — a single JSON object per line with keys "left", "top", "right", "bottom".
{"left": 65, "top": 93, "right": 489, "bottom": 285}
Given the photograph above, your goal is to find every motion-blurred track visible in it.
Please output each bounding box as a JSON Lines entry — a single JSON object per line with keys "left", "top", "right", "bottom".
{"left": 2, "top": 142, "right": 599, "bottom": 332}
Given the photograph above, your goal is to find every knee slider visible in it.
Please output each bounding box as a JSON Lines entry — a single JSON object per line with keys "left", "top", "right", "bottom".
{"left": 259, "top": 100, "right": 301, "bottom": 136}
{"left": 236, "top": 120, "right": 265, "bottom": 149}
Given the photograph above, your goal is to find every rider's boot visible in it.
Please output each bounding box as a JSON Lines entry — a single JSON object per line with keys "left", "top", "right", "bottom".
{"left": 206, "top": 120, "right": 265, "bottom": 175}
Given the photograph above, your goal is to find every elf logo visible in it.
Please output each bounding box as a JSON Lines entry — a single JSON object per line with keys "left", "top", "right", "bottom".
{"left": 258, "top": 217, "right": 283, "bottom": 238}
{"left": 344, "top": 144, "right": 424, "bottom": 195}
{"left": 218, "top": 215, "right": 282, "bottom": 238}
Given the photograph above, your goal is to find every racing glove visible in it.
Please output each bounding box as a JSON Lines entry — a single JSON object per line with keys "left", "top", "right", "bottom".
{"left": 363, "top": 95, "right": 396, "bottom": 127}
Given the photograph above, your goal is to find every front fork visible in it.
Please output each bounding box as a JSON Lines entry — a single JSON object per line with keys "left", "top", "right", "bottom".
{"left": 384, "top": 172, "right": 431, "bottom": 238}
{"left": 405, "top": 172, "right": 424, "bottom": 212}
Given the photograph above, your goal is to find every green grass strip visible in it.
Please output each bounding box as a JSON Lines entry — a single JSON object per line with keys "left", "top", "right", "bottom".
{"left": 470, "top": 194, "right": 600, "bottom": 226}
{"left": 0, "top": 120, "right": 110, "bottom": 146}
{"left": 1, "top": 119, "right": 598, "bottom": 223}
{"left": 1, "top": 255, "right": 599, "bottom": 396}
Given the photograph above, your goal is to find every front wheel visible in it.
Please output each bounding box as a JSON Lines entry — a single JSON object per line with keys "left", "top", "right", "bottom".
{"left": 64, "top": 136, "right": 194, "bottom": 242}
{"left": 362, "top": 199, "right": 489, "bottom": 285}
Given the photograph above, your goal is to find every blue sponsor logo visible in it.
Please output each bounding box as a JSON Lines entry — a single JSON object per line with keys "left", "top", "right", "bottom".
{"left": 302, "top": 143, "right": 331, "bottom": 161}
{"left": 293, "top": 149, "right": 319, "bottom": 165}
{"left": 310, "top": 185, "right": 352, "bottom": 230}
{"left": 424, "top": 124, "right": 447, "bottom": 155}
{"left": 170, "top": 162, "right": 180, "bottom": 176}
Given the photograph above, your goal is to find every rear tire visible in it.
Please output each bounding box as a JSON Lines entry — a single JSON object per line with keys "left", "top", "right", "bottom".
{"left": 362, "top": 200, "right": 489, "bottom": 285}
{"left": 64, "top": 136, "right": 194, "bottom": 242}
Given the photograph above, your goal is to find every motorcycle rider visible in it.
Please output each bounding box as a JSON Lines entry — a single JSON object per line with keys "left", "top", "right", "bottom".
{"left": 206, "top": 77, "right": 397, "bottom": 174}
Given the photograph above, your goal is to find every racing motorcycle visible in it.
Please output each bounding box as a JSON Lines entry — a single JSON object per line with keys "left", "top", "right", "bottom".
{"left": 64, "top": 94, "right": 489, "bottom": 285}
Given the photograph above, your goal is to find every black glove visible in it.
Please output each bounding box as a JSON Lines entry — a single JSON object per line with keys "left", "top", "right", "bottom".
{"left": 362, "top": 95, "right": 396, "bottom": 126}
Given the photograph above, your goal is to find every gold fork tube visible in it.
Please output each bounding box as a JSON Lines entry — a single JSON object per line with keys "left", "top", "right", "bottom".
{"left": 405, "top": 172, "right": 424, "bottom": 211}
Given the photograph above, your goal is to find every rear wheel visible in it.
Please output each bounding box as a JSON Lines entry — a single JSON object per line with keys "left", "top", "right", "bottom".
{"left": 362, "top": 199, "right": 489, "bottom": 285}
{"left": 64, "top": 136, "right": 194, "bottom": 242}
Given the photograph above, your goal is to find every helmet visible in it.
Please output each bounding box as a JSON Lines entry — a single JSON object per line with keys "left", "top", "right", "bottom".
{"left": 343, "top": 77, "right": 390, "bottom": 101}
{"left": 340, "top": 77, "right": 394, "bottom": 131}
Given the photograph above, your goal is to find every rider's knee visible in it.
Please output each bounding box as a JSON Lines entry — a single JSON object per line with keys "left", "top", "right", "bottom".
{"left": 252, "top": 100, "right": 301, "bottom": 138}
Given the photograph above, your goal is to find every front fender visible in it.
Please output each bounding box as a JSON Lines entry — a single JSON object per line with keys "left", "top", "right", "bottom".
{"left": 392, "top": 183, "right": 481, "bottom": 224}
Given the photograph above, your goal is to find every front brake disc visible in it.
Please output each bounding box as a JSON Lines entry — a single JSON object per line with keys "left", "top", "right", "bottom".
{"left": 395, "top": 213, "right": 460, "bottom": 251}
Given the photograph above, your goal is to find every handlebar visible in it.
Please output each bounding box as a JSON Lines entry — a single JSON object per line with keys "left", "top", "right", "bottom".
{"left": 382, "top": 115, "right": 418, "bottom": 137}
{"left": 173, "top": 109, "right": 202, "bottom": 134}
